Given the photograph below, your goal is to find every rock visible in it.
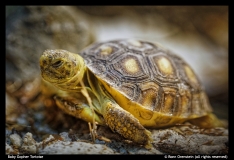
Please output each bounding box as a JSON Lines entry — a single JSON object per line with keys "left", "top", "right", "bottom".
{"left": 9, "top": 133, "right": 22, "bottom": 149}
{"left": 38, "top": 140, "right": 116, "bottom": 154}
{"left": 36, "top": 134, "right": 116, "bottom": 154}
{"left": 152, "top": 125, "right": 228, "bottom": 154}
{"left": 6, "top": 143, "right": 19, "bottom": 155}
{"left": 20, "top": 133, "right": 37, "bottom": 154}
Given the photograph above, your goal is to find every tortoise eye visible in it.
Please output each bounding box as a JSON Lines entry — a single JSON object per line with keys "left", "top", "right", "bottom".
{"left": 52, "top": 60, "right": 63, "bottom": 68}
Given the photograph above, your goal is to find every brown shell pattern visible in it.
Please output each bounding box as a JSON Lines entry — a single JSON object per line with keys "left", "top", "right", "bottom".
{"left": 80, "top": 39, "right": 212, "bottom": 117}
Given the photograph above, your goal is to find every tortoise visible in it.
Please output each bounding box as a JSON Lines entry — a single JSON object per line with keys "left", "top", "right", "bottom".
{"left": 39, "top": 39, "right": 225, "bottom": 149}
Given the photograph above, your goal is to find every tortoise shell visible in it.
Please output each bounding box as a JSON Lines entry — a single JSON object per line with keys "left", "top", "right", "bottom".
{"left": 80, "top": 39, "right": 213, "bottom": 128}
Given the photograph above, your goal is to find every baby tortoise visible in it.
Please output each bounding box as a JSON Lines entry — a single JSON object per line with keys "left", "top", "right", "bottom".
{"left": 39, "top": 39, "right": 225, "bottom": 149}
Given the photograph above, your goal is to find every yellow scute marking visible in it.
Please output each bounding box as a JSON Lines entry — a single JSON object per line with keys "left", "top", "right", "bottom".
{"left": 100, "top": 45, "right": 112, "bottom": 55}
{"left": 141, "top": 89, "right": 156, "bottom": 109}
{"left": 163, "top": 94, "right": 174, "bottom": 113}
{"left": 160, "top": 87, "right": 177, "bottom": 114}
{"left": 157, "top": 57, "right": 174, "bottom": 75}
{"left": 124, "top": 58, "right": 139, "bottom": 74}
{"left": 128, "top": 40, "right": 142, "bottom": 47}
{"left": 184, "top": 65, "right": 198, "bottom": 84}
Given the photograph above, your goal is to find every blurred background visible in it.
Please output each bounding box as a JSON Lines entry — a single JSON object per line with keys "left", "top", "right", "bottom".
{"left": 6, "top": 6, "right": 228, "bottom": 139}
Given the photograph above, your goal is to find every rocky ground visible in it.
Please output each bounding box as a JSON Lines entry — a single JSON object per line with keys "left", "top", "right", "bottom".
{"left": 6, "top": 121, "right": 228, "bottom": 154}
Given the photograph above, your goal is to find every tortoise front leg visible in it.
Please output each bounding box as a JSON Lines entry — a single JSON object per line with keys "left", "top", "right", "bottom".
{"left": 102, "top": 98, "right": 152, "bottom": 149}
{"left": 54, "top": 95, "right": 105, "bottom": 126}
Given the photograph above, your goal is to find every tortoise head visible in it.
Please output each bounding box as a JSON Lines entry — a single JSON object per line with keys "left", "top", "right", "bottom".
{"left": 39, "top": 49, "right": 86, "bottom": 89}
